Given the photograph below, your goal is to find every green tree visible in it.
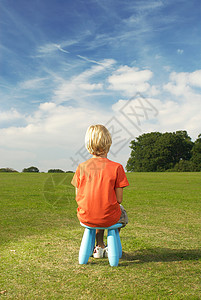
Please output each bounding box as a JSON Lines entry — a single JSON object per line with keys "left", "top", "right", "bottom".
{"left": 190, "top": 134, "right": 201, "bottom": 171}
{"left": 126, "top": 132, "right": 162, "bottom": 172}
{"left": 126, "top": 131, "right": 193, "bottom": 172}
{"left": 22, "top": 166, "right": 39, "bottom": 173}
{"left": 173, "top": 160, "right": 194, "bottom": 172}
{"left": 48, "top": 169, "right": 65, "bottom": 173}
{"left": 0, "top": 168, "right": 18, "bottom": 172}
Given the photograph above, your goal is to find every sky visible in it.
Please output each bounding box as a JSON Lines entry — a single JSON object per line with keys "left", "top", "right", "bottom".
{"left": 0, "top": 0, "right": 201, "bottom": 172}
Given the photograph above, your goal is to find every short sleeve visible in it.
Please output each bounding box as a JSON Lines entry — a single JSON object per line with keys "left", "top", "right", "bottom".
{"left": 115, "top": 164, "right": 129, "bottom": 188}
{"left": 71, "top": 166, "right": 80, "bottom": 188}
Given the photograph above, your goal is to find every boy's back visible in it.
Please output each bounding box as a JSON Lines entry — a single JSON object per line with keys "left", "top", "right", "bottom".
{"left": 71, "top": 157, "right": 129, "bottom": 227}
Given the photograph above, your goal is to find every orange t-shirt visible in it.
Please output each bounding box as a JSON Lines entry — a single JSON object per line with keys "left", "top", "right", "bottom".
{"left": 71, "top": 157, "right": 129, "bottom": 227}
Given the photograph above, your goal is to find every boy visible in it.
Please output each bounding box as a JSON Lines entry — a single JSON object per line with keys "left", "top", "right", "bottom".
{"left": 71, "top": 124, "right": 129, "bottom": 258}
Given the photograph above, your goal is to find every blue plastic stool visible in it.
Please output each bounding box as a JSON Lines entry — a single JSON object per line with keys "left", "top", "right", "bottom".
{"left": 79, "top": 223, "right": 122, "bottom": 267}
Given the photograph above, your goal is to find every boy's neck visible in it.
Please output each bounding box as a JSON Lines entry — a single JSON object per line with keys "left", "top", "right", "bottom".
{"left": 93, "top": 153, "right": 107, "bottom": 158}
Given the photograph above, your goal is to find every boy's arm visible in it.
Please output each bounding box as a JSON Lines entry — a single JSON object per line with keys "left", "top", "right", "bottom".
{"left": 115, "top": 187, "right": 123, "bottom": 204}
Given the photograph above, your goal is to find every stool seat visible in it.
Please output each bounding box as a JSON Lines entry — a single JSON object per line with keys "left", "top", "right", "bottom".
{"left": 79, "top": 223, "right": 123, "bottom": 267}
{"left": 80, "top": 222, "right": 123, "bottom": 230}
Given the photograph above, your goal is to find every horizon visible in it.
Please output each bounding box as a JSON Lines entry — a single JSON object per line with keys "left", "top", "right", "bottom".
{"left": 1, "top": 0, "right": 201, "bottom": 172}
{"left": 0, "top": 128, "right": 199, "bottom": 173}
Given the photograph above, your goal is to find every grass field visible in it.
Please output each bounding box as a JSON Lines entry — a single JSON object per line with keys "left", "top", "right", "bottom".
{"left": 0, "top": 172, "right": 200, "bottom": 299}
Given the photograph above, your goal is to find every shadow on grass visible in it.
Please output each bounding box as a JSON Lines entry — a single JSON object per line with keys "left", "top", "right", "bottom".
{"left": 120, "top": 248, "right": 201, "bottom": 265}
{"left": 85, "top": 248, "right": 201, "bottom": 267}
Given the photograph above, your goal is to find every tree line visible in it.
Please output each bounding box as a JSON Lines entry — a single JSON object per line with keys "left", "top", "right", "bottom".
{"left": 126, "top": 131, "right": 201, "bottom": 172}
{"left": 0, "top": 167, "right": 74, "bottom": 173}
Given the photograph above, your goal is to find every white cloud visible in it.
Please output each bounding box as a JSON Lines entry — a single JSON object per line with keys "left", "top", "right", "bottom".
{"left": 107, "top": 66, "right": 153, "bottom": 96}
{"left": 19, "top": 77, "right": 48, "bottom": 90}
{"left": 155, "top": 97, "right": 201, "bottom": 140}
{"left": 188, "top": 70, "right": 201, "bottom": 88}
{"left": 37, "top": 40, "right": 77, "bottom": 55}
{"left": 0, "top": 108, "right": 22, "bottom": 122}
{"left": 177, "top": 49, "right": 184, "bottom": 54}
{"left": 112, "top": 94, "right": 200, "bottom": 142}
{"left": 38, "top": 43, "right": 62, "bottom": 54}
{"left": 149, "top": 85, "right": 160, "bottom": 96}
{"left": 39, "top": 102, "right": 57, "bottom": 111}
{"left": 111, "top": 96, "right": 159, "bottom": 134}
{"left": 76, "top": 55, "right": 109, "bottom": 66}
{"left": 124, "top": 1, "right": 164, "bottom": 26}
{"left": 0, "top": 102, "right": 112, "bottom": 171}
{"left": 0, "top": 108, "right": 23, "bottom": 123}
{"left": 53, "top": 59, "right": 115, "bottom": 103}
{"left": 164, "top": 70, "right": 201, "bottom": 96}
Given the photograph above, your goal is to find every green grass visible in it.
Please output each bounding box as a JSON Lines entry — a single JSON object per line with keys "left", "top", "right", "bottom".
{"left": 0, "top": 172, "right": 200, "bottom": 299}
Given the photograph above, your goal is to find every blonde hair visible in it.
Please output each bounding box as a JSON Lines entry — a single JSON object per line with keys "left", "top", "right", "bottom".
{"left": 85, "top": 125, "right": 112, "bottom": 156}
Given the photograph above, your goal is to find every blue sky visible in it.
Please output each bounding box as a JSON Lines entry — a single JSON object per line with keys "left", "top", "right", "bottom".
{"left": 0, "top": 0, "right": 201, "bottom": 172}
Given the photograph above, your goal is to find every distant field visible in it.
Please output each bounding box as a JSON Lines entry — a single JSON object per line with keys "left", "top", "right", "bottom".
{"left": 0, "top": 172, "right": 201, "bottom": 299}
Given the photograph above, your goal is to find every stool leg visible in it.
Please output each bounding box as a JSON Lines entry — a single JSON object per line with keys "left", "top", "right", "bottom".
{"left": 107, "top": 229, "right": 119, "bottom": 267}
{"left": 79, "top": 228, "right": 94, "bottom": 264}
{"left": 90, "top": 230, "right": 96, "bottom": 257}
{"left": 116, "top": 229, "right": 122, "bottom": 258}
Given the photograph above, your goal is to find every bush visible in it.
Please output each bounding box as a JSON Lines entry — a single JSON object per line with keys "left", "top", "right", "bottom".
{"left": 0, "top": 168, "right": 18, "bottom": 173}
{"left": 22, "top": 166, "right": 39, "bottom": 173}
{"left": 173, "top": 160, "right": 194, "bottom": 172}
{"left": 48, "top": 169, "right": 65, "bottom": 173}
